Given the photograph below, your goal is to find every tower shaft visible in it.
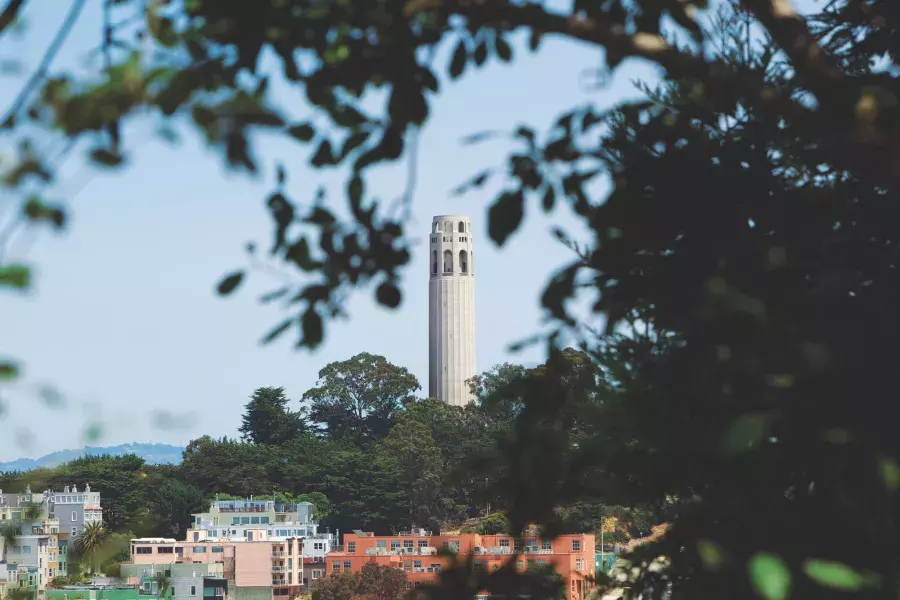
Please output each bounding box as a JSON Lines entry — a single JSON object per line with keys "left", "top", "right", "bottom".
{"left": 428, "top": 215, "right": 476, "bottom": 406}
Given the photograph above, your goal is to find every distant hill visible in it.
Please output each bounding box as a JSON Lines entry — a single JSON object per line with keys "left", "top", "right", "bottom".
{"left": 0, "top": 443, "right": 184, "bottom": 472}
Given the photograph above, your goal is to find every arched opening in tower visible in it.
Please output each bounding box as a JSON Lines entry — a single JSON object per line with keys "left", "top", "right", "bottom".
{"left": 443, "top": 249, "right": 453, "bottom": 273}
{"left": 459, "top": 249, "right": 468, "bottom": 274}
{"left": 458, "top": 221, "right": 465, "bottom": 233}
{"left": 431, "top": 250, "right": 437, "bottom": 275}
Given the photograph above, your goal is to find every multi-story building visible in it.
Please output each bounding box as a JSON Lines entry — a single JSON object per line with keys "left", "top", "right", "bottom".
{"left": 327, "top": 529, "right": 596, "bottom": 600}
{"left": 128, "top": 537, "right": 283, "bottom": 600}
{"left": 48, "top": 484, "right": 103, "bottom": 537}
{"left": 0, "top": 483, "right": 102, "bottom": 592}
{"left": 186, "top": 498, "right": 335, "bottom": 592}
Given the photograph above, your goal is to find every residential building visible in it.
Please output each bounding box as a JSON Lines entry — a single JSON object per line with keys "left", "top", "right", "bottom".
{"left": 128, "top": 538, "right": 274, "bottom": 600}
{"left": 0, "top": 483, "right": 103, "bottom": 592}
{"left": 328, "top": 529, "right": 595, "bottom": 600}
{"left": 48, "top": 484, "right": 103, "bottom": 537}
{"left": 186, "top": 498, "right": 335, "bottom": 593}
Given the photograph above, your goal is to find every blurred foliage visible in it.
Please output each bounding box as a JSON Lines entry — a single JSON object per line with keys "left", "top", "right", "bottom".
{"left": 3, "top": 0, "right": 900, "bottom": 599}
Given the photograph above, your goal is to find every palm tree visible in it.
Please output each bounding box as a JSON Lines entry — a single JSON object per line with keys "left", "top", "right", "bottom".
{"left": 73, "top": 521, "right": 108, "bottom": 575}
{"left": 1, "top": 522, "right": 18, "bottom": 565}
{"left": 154, "top": 572, "right": 171, "bottom": 598}
{"left": 6, "top": 586, "right": 36, "bottom": 600}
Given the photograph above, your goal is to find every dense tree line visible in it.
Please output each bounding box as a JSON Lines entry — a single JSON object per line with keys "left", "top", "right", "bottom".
{"left": 0, "top": 351, "right": 652, "bottom": 543}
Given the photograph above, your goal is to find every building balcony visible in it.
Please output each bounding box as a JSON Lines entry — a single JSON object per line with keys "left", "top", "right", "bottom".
{"left": 272, "top": 551, "right": 286, "bottom": 558}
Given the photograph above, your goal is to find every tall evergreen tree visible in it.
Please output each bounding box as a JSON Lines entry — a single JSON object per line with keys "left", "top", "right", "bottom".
{"left": 238, "top": 386, "right": 305, "bottom": 445}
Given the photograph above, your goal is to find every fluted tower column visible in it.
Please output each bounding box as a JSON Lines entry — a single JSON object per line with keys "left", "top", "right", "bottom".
{"left": 428, "top": 215, "right": 476, "bottom": 406}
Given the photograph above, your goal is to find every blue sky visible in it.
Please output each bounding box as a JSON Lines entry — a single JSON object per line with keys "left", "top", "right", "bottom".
{"left": 2, "top": 0, "right": 669, "bottom": 460}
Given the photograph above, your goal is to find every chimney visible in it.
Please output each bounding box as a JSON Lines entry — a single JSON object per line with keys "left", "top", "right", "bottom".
{"left": 85, "top": 484, "right": 91, "bottom": 493}
{"left": 71, "top": 484, "right": 77, "bottom": 493}
{"left": 64, "top": 486, "right": 69, "bottom": 493}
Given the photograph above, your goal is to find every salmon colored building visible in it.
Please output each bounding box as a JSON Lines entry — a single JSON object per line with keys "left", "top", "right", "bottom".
{"left": 327, "top": 529, "right": 595, "bottom": 600}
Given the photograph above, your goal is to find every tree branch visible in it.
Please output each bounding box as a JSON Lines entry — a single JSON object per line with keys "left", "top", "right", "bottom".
{"left": 1, "top": 0, "right": 87, "bottom": 128}
{"left": 0, "top": 0, "right": 25, "bottom": 37}
{"left": 738, "top": 0, "right": 845, "bottom": 103}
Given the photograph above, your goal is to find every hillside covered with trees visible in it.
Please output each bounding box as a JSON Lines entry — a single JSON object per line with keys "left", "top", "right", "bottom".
{"left": 0, "top": 351, "right": 653, "bottom": 545}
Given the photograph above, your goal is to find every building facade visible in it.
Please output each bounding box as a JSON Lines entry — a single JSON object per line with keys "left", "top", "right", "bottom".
{"left": 328, "top": 530, "right": 595, "bottom": 600}
{"left": 0, "top": 483, "right": 101, "bottom": 591}
{"left": 428, "top": 215, "right": 477, "bottom": 406}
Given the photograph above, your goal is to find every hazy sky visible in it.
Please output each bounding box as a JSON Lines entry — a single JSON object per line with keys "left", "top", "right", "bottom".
{"left": 1, "top": 1, "right": 666, "bottom": 460}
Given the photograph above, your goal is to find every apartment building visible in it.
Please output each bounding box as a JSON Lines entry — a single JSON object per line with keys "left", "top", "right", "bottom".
{"left": 186, "top": 498, "right": 335, "bottom": 592}
{"left": 129, "top": 538, "right": 278, "bottom": 600}
{"left": 0, "top": 483, "right": 102, "bottom": 593}
{"left": 327, "top": 529, "right": 596, "bottom": 600}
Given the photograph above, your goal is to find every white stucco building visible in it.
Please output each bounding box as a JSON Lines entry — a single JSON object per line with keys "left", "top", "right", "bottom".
{"left": 428, "top": 214, "right": 476, "bottom": 406}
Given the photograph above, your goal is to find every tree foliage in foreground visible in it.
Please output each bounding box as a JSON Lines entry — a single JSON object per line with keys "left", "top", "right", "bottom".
{"left": 3, "top": 0, "right": 900, "bottom": 599}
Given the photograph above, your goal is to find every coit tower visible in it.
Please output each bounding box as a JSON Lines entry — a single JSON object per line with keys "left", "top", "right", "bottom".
{"left": 429, "top": 215, "right": 476, "bottom": 406}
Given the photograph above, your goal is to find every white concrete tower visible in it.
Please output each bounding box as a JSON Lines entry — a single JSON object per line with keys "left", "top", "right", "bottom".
{"left": 428, "top": 215, "right": 476, "bottom": 406}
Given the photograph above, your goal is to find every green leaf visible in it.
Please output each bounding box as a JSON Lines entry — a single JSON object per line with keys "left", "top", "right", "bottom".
{"left": 376, "top": 282, "right": 402, "bottom": 309}
{"left": 449, "top": 40, "right": 468, "bottom": 79}
{"left": 261, "top": 319, "right": 293, "bottom": 344}
{"left": 340, "top": 131, "right": 369, "bottom": 158}
{"left": 473, "top": 39, "right": 488, "bottom": 66}
{"left": 724, "top": 412, "right": 773, "bottom": 453}
{"left": 880, "top": 457, "right": 900, "bottom": 492}
{"left": 541, "top": 186, "right": 556, "bottom": 212}
{"left": 300, "top": 308, "right": 324, "bottom": 348}
{"left": 310, "top": 139, "right": 334, "bottom": 167}
{"left": 0, "top": 361, "right": 19, "bottom": 381}
{"left": 348, "top": 175, "right": 364, "bottom": 209}
{"left": 488, "top": 189, "right": 524, "bottom": 246}
{"left": 287, "top": 123, "right": 316, "bottom": 142}
{"left": 749, "top": 553, "right": 791, "bottom": 600}
{"left": 697, "top": 539, "right": 723, "bottom": 571}
{"left": 803, "top": 560, "right": 880, "bottom": 591}
{"left": 216, "top": 271, "right": 245, "bottom": 296}
{"left": 495, "top": 35, "right": 512, "bottom": 62}
{"left": 89, "top": 148, "right": 125, "bottom": 168}
{"left": 0, "top": 264, "right": 31, "bottom": 289}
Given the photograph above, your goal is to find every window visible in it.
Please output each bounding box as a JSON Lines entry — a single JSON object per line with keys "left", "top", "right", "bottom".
{"left": 431, "top": 250, "right": 437, "bottom": 275}
{"left": 250, "top": 517, "right": 260, "bottom": 524}
{"left": 261, "top": 517, "right": 269, "bottom": 524}
{"left": 403, "top": 540, "right": 414, "bottom": 549}
{"left": 376, "top": 540, "right": 386, "bottom": 549}
{"left": 418, "top": 540, "right": 428, "bottom": 548}
{"left": 514, "top": 539, "right": 523, "bottom": 552}
{"left": 171, "top": 588, "right": 176, "bottom": 597}
{"left": 576, "top": 559, "right": 585, "bottom": 571}
{"left": 433, "top": 222, "right": 441, "bottom": 233}
{"left": 332, "top": 561, "right": 340, "bottom": 573}
{"left": 347, "top": 542, "right": 355, "bottom": 553}
{"left": 157, "top": 547, "right": 174, "bottom": 554}
{"left": 212, "top": 546, "right": 224, "bottom": 553}
{"left": 71, "top": 527, "right": 77, "bottom": 535}
{"left": 541, "top": 540, "right": 552, "bottom": 550}
{"left": 443, "top": 221, "right": 451, "bottom": 232}
{"left": 499, "top": 539, "right": 510, "bottom": 548}
{"left": 136, "top": 547, "right": 152, "bottom": 555}
{"left": 443, "top": 249, "right": 453, "bottom": 273}
{"left": 191, "top": 586, "right": 197, "bottom": 596}
{"left": 343, "top": 561, "right": 351, "bottom": 572}
{"left": 414, "top": 560, "right": 422, "bottom": 569}
{"left": 70, "top": 512, "right": 77, "bottom": 522}
{"left": 312, "top": 570, "right": 322, "bottom": 579}
{"left": 240, "top": 517, "right": 250, "bottom": 525}
{"left": 193, "top": 547, "right": 207, "bottom": 553}
{"left": 572, "top": 540, "right": 581, "bottom": 552}
{"left": 23, "top": 546, "right": 31, "bottom": 553}
{"left": 458, "top": 221, "right": 465, "bottom": 233}
{"left": 232, "top": 517, "right": 239, "bottom": 525}
{"left": 449, "top": 541, "right": 460, "bottom": 552}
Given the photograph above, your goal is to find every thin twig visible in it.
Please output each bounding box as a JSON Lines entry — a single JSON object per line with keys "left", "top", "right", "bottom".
{"left": 0, "top": 0, "right": 87, "bottom": 128}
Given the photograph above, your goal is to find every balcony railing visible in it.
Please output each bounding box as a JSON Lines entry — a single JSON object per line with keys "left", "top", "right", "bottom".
{"left": 272, "top": 566, "right": 286, "bottom": 573}
{"left": 272, "top": 551, "right": 286, "bottom": 558}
